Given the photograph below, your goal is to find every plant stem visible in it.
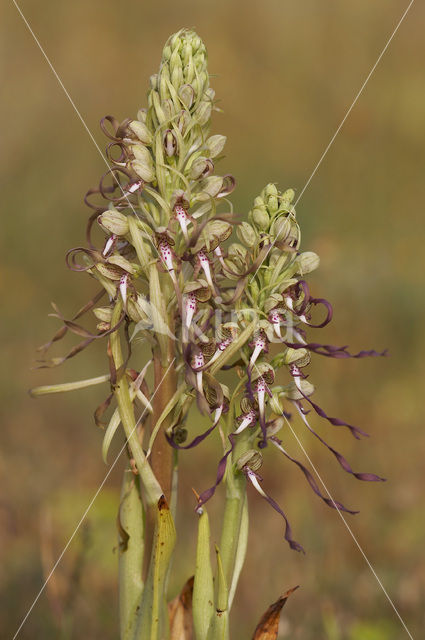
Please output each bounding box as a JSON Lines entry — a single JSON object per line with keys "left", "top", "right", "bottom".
{"left": 218, "top": 471, "right": 246, "bottom": 590}
{"left": 150, "top": 343, "right": 176, "bottom": 504}
{"left": 110, "top": 301, "right": 162, "bottom": 508}
{"left": 218, "top": 407, "right": 251, "bottom": 593}
{"left": 119, "top": 470, "right": 145, "bottom": 640}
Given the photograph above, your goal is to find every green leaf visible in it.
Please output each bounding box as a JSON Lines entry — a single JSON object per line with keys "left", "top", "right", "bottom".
{"left": 210, "top": 320, "right": 257, "bottom": 376}
{"left": 146, "top": 383, "right": 187, "bottom": 458}
{"left": 228, "top": 495, "right": 248, "bottom": 609}
{"left": 149, "top": 264, "right": 170, "bottom": 366}
{"left": 110, "top": 301, "right": 162, "bottom": 507}
{"left": 128, "top": 216, "right": 151, "bottom": 272}
{"left": 134, "top": 496, "right": 176, "bottom": 640}
{"left": 30, "top": 374, "right": 110, "bottom": 397}
{"left": 119, "top": 470, "right": 145, "bottom": 640}
{"left": 207, "top": 546, "right": 229, "bottom": 640}
{"left": 193, "top": 508, "right": 214, "bottom": 640}
{"left": 102, "top": 407, "right": 121, "bottom": 464}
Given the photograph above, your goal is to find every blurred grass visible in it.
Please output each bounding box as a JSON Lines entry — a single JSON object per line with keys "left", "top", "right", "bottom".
{"left": 1, "top": 0, "right": 425, "bottom": 638}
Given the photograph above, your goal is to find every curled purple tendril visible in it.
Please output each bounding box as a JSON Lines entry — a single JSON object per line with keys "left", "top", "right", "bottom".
{"left": 196, "top": 435, "right": 236, "bottom": 510}
{"left": 245, "top": 469, "right": 304, "bottom": 553}
{"left": 270, "top": 436, "right": 358, "bottom": 514}
{"left": 296, "top": 402, "right": 385, "bottom": 482}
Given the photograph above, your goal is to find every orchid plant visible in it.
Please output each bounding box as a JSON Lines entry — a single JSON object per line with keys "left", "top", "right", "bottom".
{"left": 32, "top": 29, "right": 386, "bottom": 640}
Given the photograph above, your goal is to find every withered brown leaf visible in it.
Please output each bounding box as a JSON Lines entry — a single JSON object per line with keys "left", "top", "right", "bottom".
{"left": 252, "top": 586, "right": 299, "bottom": 640}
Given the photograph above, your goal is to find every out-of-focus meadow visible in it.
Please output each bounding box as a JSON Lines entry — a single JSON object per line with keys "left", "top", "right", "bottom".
{"left": 1, "top": 1, "right": 425, "bottom": 638}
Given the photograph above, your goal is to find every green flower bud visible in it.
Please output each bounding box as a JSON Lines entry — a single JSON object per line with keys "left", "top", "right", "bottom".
{"left": 150, "top": 91, "right": 167, "bottom": 124}
{"left": 195, "top": 175, "right": 223, "bottom": 200}
{"left": 162, "top": 45, "right": 172, "bottom": 61}
{"left": 137, "top": 109, "right": 147, "bottom": 124}
{"left": 127, "top": 294, "right": 150, "bottom": 324}
{"left": 254, "top": 196, "right": 264, "bottom": 208}
{"left": 170, "top": 54, "right": 183, "bottom": 91}
{"left": 236, "top": 449, "right": 263, "bottom": 472}
{"left": 281, "top": 188, "right": 295, "bottom": 206}
{"left": 178, "top": 84, "right": 195, "bottom": 109}
{"left": 160, "top": 30, "right": 208, "bottom": 99}
{"left": 263, "top": 183, "right": 279, "bottom": 214}
{"left": 236, "top": 221, "right": 257, "bottom": 247}
{"left": 266, "top": 416, "right": 285, "bottom": 435}
{"left": 282, "top": 379, "right": 315, "bottom": 400}
{"left": 263, "top": 183, "right": 278, "bottom": 197}
{"left": 206, "top": 134, "right": 226, "bottom": 158}
{"left": 282, "top": 348, "right": 305, "bottom": 365}
{"left": 164, "top": 129, "right": 178, "bottom": 157}
{"left": 192, "top": 220, "right": 230, "bottom": 253}
{"left": 161, "top": 99, "right": 175, "bottom": 122}
{"left": 269, "top": 393, "right": 284, "bottom": 415}
{"left": 132, "top": 161, "right": 155, "bottom": 183}
{"left": 98, "top": 209, "right": 129, "bottom": 236}
{"left": 195, "top": 100, "right": 212, "bottom": 126}
{"left": 252, "top": 206, "right": 270, "bottom": 230}
{"left": 190, "top": 157, "right": 214, "bottom": 180}
{"left": 159, "top": 64, "right": 171, "bottom": 101}
{"left": 128, "top": 120, "right": 152, "bottom": 145}
{"left": 131, "top": 143, "right": 152, "bottom": 165}
{"left": 177, "top": 109, "right": 191, "bottom": 134}
{"left": 285, "top": 220, "right": 300, "bottom": 248}
{"left": 149, "top": 74, "right": 158, "bottom": 90}
{"left": 270, "top": 214, "right": 290, "bottom": 240}
{"left": 130, "top": 143, "right": 155, "bottom": 182}
{"left": 208, "top": 220, "right": 232, "bottom": 241}
{"left": 108, "top": 256, "right": 140, "bottom": 275}
{"left": 296, "top": 251, "right": 320, "bottom": 275}
{"left": 96, "top": 263, "right": 124, "bottom": 281}
{"left": 270, "top": 215, "right": 300, "bottom": 248}
{"left": 228, "top": 243, "right": 247, "bottom": 261}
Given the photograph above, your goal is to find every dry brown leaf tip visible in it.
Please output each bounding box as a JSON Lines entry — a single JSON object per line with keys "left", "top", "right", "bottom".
{"left": 252, "top": 586, "right": 299, "bottom": 640}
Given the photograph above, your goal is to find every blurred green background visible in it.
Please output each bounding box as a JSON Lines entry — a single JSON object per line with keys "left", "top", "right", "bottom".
{"left": 2, "top": 1, "right": 425, "bottom": 638}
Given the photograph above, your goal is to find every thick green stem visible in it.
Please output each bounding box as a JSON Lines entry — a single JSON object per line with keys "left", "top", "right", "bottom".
{"left": 218, "top": 473, "right": 246, "bottom": 589}
{"left": 119, "top": 470, "right": 145, "bottom": 640}
{"left": 110, "top": 301, "right": 162, "bottom": 508}
{"left": 151, "top": 347, "right": 176, "bottom": 505}
{"left": 133, "top": 496, "right": 176, "bottom": 640}
{"left": 218, "top": 410, "right": 252, "bottom": 596}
